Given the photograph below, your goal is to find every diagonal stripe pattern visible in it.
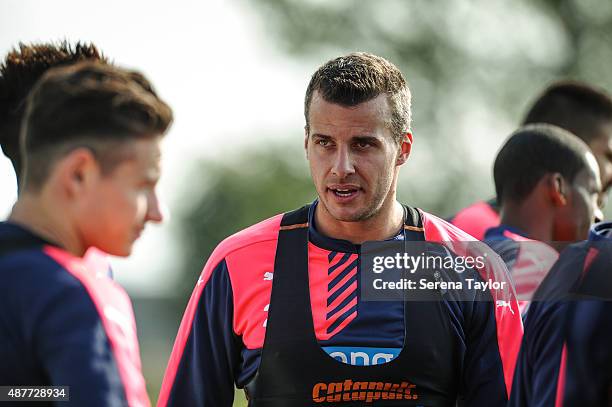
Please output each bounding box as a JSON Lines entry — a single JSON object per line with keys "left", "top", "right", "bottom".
{"left": 325, "top": 251, "right": 358, "bottom": 336}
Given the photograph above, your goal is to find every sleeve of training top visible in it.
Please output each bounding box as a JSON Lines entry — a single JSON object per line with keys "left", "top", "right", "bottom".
{"left": 459, "top": 291, "right": 509, "bottom": 406}
{"left": 158, "top": 259, "right": 241, "bottom": 407}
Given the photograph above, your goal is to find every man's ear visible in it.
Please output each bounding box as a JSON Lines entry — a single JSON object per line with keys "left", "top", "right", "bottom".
{"left": 549, "top": 172, "right": 568, "bottom": 206}
{"left": 55, "top": 148, "right": 100, "bottom": 198}
{"left": 396, "top": 132, "right": 413, "bottom": 165}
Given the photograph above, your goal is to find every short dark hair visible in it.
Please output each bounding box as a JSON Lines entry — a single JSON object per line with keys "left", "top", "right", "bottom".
{"left": 304, "top": 52, "right": 411, "bottom": 143}
{"left": 0, "top": 41, "right": 108, "bottom": 181}
{"left": 522, "top": 80, "right": 612, "bottom": 143}
{"left": 494, "top": 124, "right": 591, "bottom": 203}
{"left": 21, "top": 61, "right": 173, "bottom": 190}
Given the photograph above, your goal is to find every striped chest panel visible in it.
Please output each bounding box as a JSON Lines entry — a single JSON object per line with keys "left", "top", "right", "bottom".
{"left": 230, "top": 240, "right": 363, "bottom": 349}
{"left": 231, "top": 240, "right": 402, "bottom": 350}
{"left": 308, "top": 243, "right": 359, "bottom": 341}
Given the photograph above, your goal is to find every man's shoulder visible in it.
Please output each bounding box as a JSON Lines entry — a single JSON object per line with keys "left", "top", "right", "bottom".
{"left": 532, "top": 242, "right": 592, "bottom": 301}
{"left": 0, "top": 245, "right": 102, "bottom": 331}
{"left": 0, "top": 225, "right": 106, "bottom": 309}
{"left": 3, "top": 250, "right": 98, "bottom": 298}
{"left": 0, "top": 242, "right": 69, "bottom": 285}
{"left": 0, "top": 223, "right": 65, "bottom": 280}
{"left": 0, "top": 222, "right": 48, "bottom": 257}
{"left": 447, "top": 200, "right": 500, "bottom": 241}
{"left": 419, "top": 209, "right": 478, "bottom": 242}
{"left": 209, "top": 213, "right": 285, "bottom": 265}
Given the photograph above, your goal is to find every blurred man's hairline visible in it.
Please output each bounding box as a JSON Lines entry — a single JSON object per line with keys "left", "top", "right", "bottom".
{"left": 21, "top": 135, "right": 156, "bottom": 191}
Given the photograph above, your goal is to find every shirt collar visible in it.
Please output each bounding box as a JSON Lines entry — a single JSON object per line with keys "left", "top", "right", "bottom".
{"left": 484, "top": 224, "right": 529, "bottom": 241}
{"left": 589, "top": 221, "right": 612, "bottom": 242}
{"left": 307, "top": 199, "right": 406, "bottom": 254}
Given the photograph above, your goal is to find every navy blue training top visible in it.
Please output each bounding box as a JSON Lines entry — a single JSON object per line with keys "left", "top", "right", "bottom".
{"left": 0, "top": 222, "right": 150, "bottom": 407}
{"left": 509, "top": 221, "right": 612, "bottom": 407}
{"left": 159, "top": 202, "right": 516, "bottom": 406}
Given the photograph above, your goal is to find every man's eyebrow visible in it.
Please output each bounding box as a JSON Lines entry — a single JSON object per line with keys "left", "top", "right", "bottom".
{"left": 310, "top": 134, "right": 381, "bottom": 142}
{"left": 352, "top": 135, "right": 381, "bottom": 143}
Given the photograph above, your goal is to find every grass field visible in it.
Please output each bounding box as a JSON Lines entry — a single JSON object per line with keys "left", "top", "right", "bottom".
{"left": 234, "top": 388, "right": 248, "bottom": 406}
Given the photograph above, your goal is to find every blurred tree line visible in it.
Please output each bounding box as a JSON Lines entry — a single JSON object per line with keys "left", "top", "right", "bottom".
{"left": 176, "top": 143, "right": 315, "bottom": 299}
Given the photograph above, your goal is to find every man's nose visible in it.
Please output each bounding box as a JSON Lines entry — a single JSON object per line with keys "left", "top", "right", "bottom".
{"left": 331, "top": 146, "right": 356, "bottom": 178}
{"left": 146, "top": 191, "right": 164, "bottom": 224}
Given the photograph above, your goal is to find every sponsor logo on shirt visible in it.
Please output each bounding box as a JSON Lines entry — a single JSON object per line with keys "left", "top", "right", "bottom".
{"left": 312, "top": 379, "right": 418, "bottom": 403}
{"left": 323, "top": 346, "right": 400, "bottom": 366}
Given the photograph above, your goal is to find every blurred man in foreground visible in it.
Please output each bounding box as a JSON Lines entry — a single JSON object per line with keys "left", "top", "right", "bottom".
{"left": 451, "top": 81, "right": 612, "bottom": 239}
{"left": 0, "top": 61, "right": 172, "bottom": 406}
{"left": 160, "top": 52, "right": 521, "bottom": 406}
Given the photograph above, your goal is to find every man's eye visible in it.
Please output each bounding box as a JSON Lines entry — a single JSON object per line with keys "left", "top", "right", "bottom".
{"left": 139, "top": 180, "right": 158, "bottom": 191}
{"left": 317, "top": 139, "right": 330, "bottom": 147}
{"left": 355, "top": 141, "right": 371, "bottom": 149}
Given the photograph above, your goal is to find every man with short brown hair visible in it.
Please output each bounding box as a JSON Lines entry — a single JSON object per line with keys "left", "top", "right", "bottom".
{"left": 160, "top": 52, "right": 520, "bottom": 406}
{"left": 0, "top": 61, "right": 172, "bottom": 406}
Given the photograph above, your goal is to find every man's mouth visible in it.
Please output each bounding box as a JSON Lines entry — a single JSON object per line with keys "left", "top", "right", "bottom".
{"left": 328, "top": 186, "right": 361, "bottom": 198}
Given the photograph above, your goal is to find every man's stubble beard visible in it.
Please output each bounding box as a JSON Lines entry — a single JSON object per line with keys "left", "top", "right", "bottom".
{"left": 320, "top": 177, "right": 392, "bottom": 223}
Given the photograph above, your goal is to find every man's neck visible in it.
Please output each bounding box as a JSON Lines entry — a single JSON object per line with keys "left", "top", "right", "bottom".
{"left": 499, "top": 200, "right": 553, "bottom": 243}
{"left": 9, "top": 193, "right": 85, "bottom": 257}
{"left": 314, "top": 200, "right": 405, "bottom": 244}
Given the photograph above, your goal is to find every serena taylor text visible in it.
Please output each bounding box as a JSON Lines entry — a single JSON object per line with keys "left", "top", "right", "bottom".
{"left": 373, "top": 278, "right": 507, "bottom": 291}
